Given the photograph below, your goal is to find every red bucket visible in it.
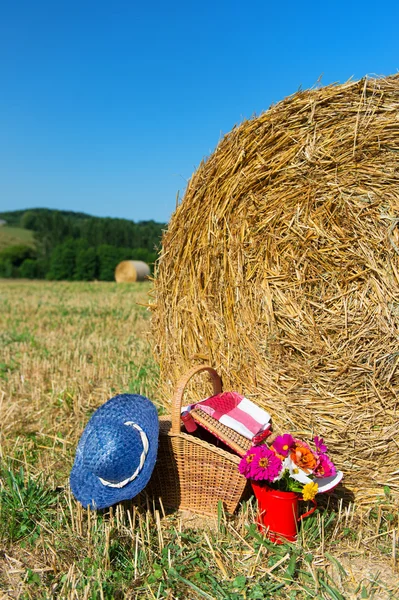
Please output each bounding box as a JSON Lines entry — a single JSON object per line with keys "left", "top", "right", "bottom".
{"left": 252, "top": 482, "right": 316, "bottom": 544}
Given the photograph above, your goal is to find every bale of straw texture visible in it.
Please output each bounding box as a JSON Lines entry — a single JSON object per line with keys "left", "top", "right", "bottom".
{"left": 151, "top": 75, "right": 399, "bottom": 505}
{"left": 115, "top": 260, "right": 150, "bottom": 282}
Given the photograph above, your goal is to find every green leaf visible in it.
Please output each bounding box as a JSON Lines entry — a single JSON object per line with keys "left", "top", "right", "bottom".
{"left": 304, "top": 553, "right": 313, "bottom": 564}
{"left": 26, "top": 569, "right": 41, "bottom": 585}
{"left": 167, "top": 567, "right": 178, "bottom": 579}
{"left": 171, "top": 572, "right": 215, "bottom": 599}
{"left": 324, "top": 552, "right": 347, "bottom": 577}
{"left": 284, "top": 552, "right": 297, "bottom": 580}
{"left": 153, "top": 563, "right": 163, "bottom": 579}
{"left": 319, "top": 577, "right": 346, "bottom": 600}
{"left": 217, "top": 500, "right": 225, "bottom": 533}
{"left": 232, "top": 575, "right": 247, "bottom": 589}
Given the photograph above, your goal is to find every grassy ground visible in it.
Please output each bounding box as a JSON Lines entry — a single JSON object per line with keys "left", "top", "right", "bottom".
{"left": 0, "top": 227, "right": 35, "bottom": 250}
{"left": 0, "top": 280, "right": 398, "bottom": 599}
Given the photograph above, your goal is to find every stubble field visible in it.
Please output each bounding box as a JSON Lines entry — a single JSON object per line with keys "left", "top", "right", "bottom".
{"left": 0, "top": 280, "right": 398, "bottom": 599}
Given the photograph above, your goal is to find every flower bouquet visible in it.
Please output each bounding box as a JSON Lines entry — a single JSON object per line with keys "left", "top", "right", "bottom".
{"left": 239, "top": 434, "right": 343, "bottom": 543}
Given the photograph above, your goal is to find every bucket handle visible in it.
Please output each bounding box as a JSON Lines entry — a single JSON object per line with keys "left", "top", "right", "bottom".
{"left": 171, "top": 365, "right": 222, "bottom": 434}
{"left": 298, "top": 498, "right": 317, "bottom": 521}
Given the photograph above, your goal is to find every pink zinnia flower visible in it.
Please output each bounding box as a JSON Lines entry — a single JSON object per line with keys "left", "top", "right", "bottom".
{"left": 272, "top": 434, "right": 295, "bottom": 457}
{"left": 313, "top": 436, "right": 328, "bottom": 453}
{"left": 238, "top": 450, "right": 257, "bottom": 478}
{"left": 251, "top": 446, "right": 283, "bottom": 481}
{"left": 314, "top": 453, "right": 336, "bottom": 478}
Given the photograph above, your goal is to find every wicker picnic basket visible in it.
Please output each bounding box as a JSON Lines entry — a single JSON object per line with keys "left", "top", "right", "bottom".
{"left": 146, "top": 365, "right": 249, "bottom": 516}
{"left": 190, "top": 407, "right": 252, "bottom": 456}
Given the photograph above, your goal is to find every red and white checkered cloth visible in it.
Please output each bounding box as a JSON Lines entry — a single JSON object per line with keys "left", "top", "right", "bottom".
{"left": 183, "top": 391, "right": 271, "bottom": 440}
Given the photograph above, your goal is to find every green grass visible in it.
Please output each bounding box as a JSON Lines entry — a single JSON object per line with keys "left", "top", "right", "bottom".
{"left": 0, "top": 225, "right": 35, "bottom": 250}
{"left": 0, "top": 280, "right": 398, "bottom": 599}
{"left": 0, "top": 465, "right": 60, "bottom": 544}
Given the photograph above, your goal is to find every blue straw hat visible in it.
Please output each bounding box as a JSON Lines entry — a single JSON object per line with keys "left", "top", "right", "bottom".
{"left": 70, "top": 394, "right": 159, "bottom": 509}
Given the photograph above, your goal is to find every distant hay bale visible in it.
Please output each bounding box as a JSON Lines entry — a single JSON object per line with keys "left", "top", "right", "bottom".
{"left": 115, "top": 260, "right": 150, "bottom": 282}
{"left": 151, "top": 74, "right": 399, "bottom": 505}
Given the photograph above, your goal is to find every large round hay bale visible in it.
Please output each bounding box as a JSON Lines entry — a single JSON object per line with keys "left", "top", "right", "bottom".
{"left": 115, "top": 260, "right": 150, "bottom": 282}
{"left": 152, "top": 75, "right": 399, "bottom": 504}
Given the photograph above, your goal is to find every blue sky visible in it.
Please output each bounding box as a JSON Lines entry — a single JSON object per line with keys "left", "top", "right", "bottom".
{"left": 1, "top": 1, "right": 398, "bottom": 224}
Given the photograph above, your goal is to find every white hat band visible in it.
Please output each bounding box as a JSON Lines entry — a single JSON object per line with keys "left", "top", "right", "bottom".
{"left": 99, "top": 421, "right": 149, "bottom": 489}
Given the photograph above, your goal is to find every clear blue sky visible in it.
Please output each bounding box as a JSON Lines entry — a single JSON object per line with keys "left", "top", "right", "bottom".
{"left": 1, "top": 1, "right": 398, "bottom": 224}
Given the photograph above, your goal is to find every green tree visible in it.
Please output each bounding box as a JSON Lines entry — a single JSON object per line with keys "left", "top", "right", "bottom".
{"left": 19, "top": 259, "right": 39, "bottom": 279}
{"left": 0, "top": 208, "right": 165, "bottom": 280}
{"left": 47, "top": 240, "right": 77, "bottom": 280}
{"left": 35, "top": 258, "right": 50, "bottom": 279}
{"left": 0, "top": 245, "right": 36, "bottom": 267}
{"left": 21, "top": 210, "right": 40, "bottom": 230}
{"left": 74, "top": 247, "right": 98, "bottom": 281}
{"left": 97, "top": 245, "right": 124, "bottom": 281}
{"left": 131, "top": 248, "right": 157, "bottom": 265}
{"left": 0, "top": 259, "right": 13, "bottom": 278}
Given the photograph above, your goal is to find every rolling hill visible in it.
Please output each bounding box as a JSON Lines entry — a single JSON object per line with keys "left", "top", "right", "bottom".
{"left": 0, "top": 225, "right": 35, "bottom": 251}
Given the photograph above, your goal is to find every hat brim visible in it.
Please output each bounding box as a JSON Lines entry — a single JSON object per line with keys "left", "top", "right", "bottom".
{"left": 316, "top": 470, "right": 343, "bottom": 494}
{"left": 70, "top": 395, "right": 159, "bottom": 509}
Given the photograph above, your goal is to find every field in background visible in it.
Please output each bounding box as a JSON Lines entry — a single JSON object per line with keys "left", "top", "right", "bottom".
{"left": 0, "top": 227, "right": 35, "bottom": 251}
{"left": 0, "top": 280, "right": 398, "bottom": 599}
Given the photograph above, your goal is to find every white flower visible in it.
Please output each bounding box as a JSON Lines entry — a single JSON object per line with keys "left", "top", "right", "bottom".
{"left": 273, "top": 456, "right": 313, "bottom": 484}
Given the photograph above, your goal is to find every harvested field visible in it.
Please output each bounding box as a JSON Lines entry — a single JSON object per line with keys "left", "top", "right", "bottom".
{"left": 0, "top": 280, "right": 398, "bottom": 598}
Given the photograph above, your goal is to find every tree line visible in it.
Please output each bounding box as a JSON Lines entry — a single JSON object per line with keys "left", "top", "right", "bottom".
{"left": 0, "top": 209, "right": 165, "bottom": 281}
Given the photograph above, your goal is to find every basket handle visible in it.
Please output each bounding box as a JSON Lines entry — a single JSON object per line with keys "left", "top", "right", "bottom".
{"left": 171, "top": 365, "right": 223, "bottom": 434}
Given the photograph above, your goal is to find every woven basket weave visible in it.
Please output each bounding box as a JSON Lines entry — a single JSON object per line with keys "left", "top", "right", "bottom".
{"left": 146, "top": 365, "right": 249, "bottom": 516}
{"left": 190, "top": 407, "right": 252, "bottom": 456}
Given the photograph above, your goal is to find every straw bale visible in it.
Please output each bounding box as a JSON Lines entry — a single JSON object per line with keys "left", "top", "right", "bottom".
{"left": 115, "top": 260, "right": 150, "bottom": 282}
{"left": 151, "top": 75, "right": 399, "bottom": 505}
